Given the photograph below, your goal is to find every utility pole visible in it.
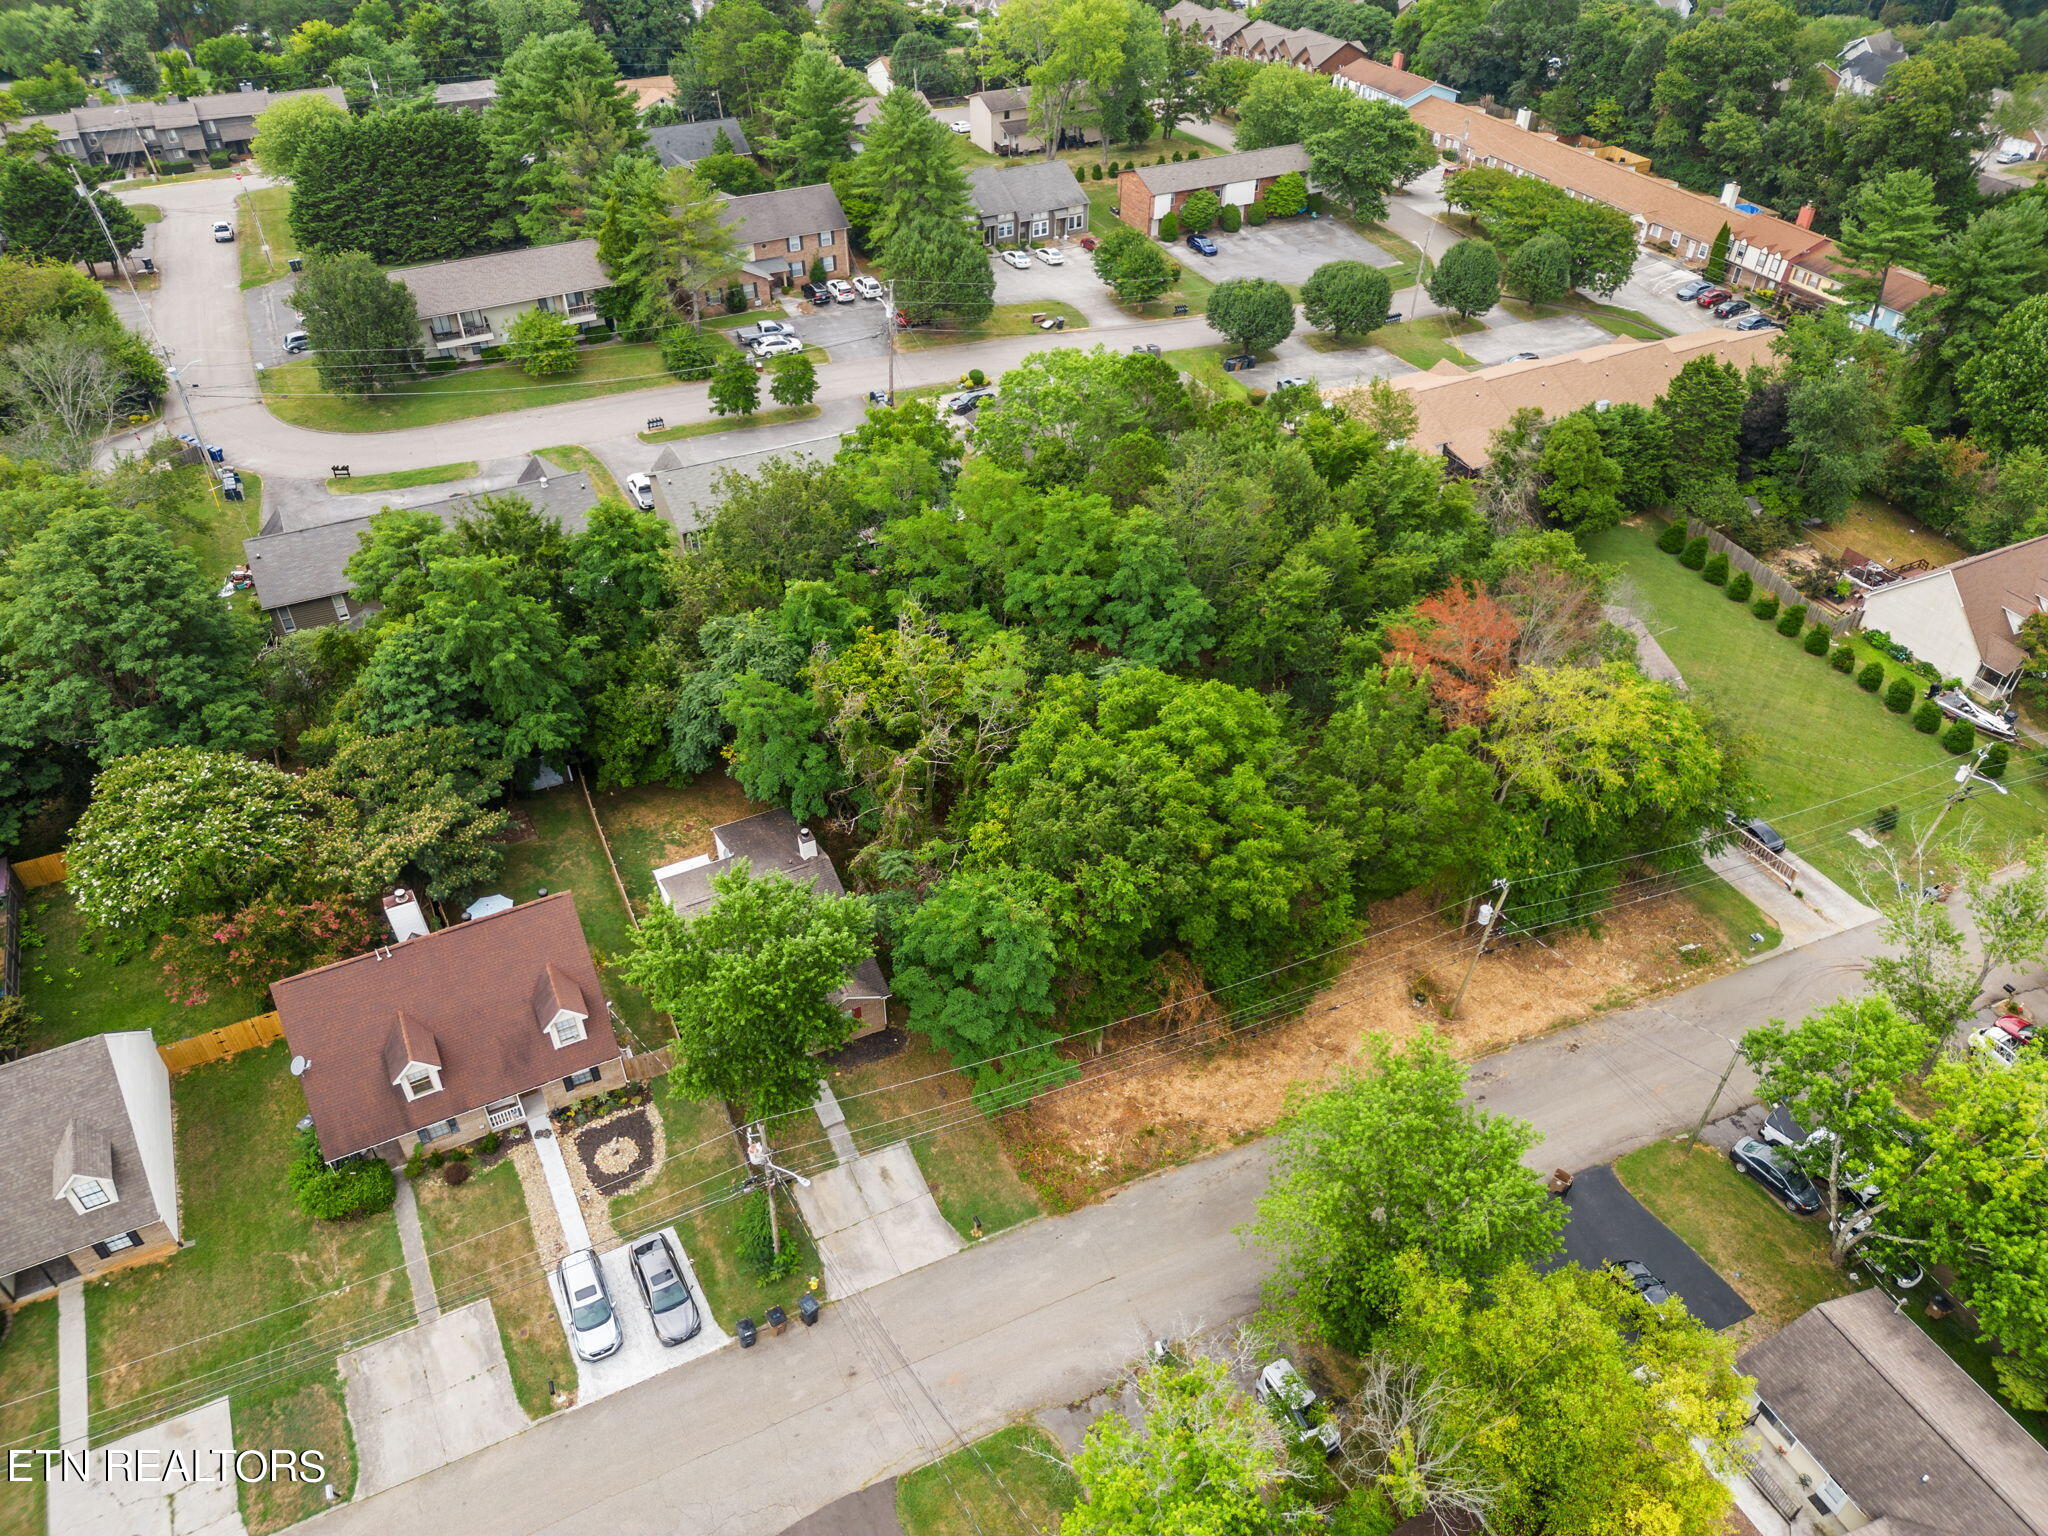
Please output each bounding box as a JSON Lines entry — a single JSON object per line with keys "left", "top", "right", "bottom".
{"left": 1915, "top": 744, "right": 2009, "bottom": 863}
{"left": 884, "top": 278, "right": 897, "bottom": 404}
{"left": 1683, "top": 1039, "right": 1745, "bottom": 1150}
{"left": 68, "top": 160, "right": 143, "bottom": 303}
{"left": 744, "top": 1122, "right": 812, "bottom": 1257}
{"left": 1449, "top": 877, "right": 1509, "bottom": 1020}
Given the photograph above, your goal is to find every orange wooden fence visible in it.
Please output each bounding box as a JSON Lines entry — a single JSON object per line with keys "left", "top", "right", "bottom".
{"left": 11, "top": 852, "right": 66, "bottom": 888}
{"left": 158, "top": 1011, "right": 283, "bottom": 1074}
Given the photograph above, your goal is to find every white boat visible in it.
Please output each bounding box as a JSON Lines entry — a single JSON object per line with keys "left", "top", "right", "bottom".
{"left": 1933, "top": 690, "right": 2017, "bottom": 741}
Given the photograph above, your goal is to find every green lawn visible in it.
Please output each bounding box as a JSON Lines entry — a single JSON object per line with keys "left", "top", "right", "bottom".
{"left": 639, "top": 402, "right": 822, "bottom": 444}
{"left": 1350, "top": 218, "right": 1425, "bottom": 285}
{"left": 86, "top": 1043, "right": 405, "bottom": 1533}
{"left": 0, "top": 1301, "right": 59, "bottom": 1536}
{"left": 19, "top": 884, "right": 266, "bottom": 1051}
{"left": 1586, "top": 521, "right": 2048, "bottom": 890}
{"left": 236, "top": 184, "right": 297, "bottom": 288}
{"left": 897, "top": 1424, "right": 1079, "bottom": 1536}
{"left": 415, "top": 1159, "right": 572, "bottom": 1419}
{"left": 1803, "top": 498, "right": 1968, "bottom": 572}
{"left": 110, "top": 165, "right": 241, "bottom": 189}
{"left": 587, "top": 774, "right": 768, "bottom": 914}
{"left": 326, "top": 460, "right": 475, "bottom": 495}
{"left": 130, "top": 202, "right": 162, "bottom": 224}
{"left": 954, "top": 130, "right": 1211, "bottom": 173}
{"left": 534, "top": 444, "right": 621, "bottom": 501}
{"left": 1163, "top": 346, "right": 1255, "bottom": 401}
{"left": 260, "top": 341, "right": 673, "bottom": 432}
{"left": 898, "top": 300, "right": 1088, "bottom": 351}
{"left": 1370, "top": 315, "right": 1482, "bottom": 370}
{"left": 172, "top": 474, "right": 264, "bottom": 592}
{"left": 1680, "top": 861, "right": 1783, "bottom": 954}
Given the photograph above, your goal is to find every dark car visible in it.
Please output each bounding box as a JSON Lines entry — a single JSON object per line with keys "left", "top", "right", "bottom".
{"left": 1735, "top": 313, "right": 1777, "bottom": 331}
{"left": 1186, "top": 233, "right": 1219, "bottom": 256}
{"left": 949, "top": 387, "right": 997, "bottom": 416}
{"left": 1713, "top": 298, "right": 1751, "bottom": 319}
{"left": 629, "top": 1234, "right": 702, "bottom": 1346}
{"left": 1695, "top": 287, "right": 1732, "bottom": 308}
{"left": 1510, "top": 351, "right": 1540, "bottom": 361}
{"left": 800, "top": 281, "right": 828, "bottom": 304}
{"left": 1732, "top": 815, "right": 1785, "bottom": 854}
{"left": 1674, "top": 279, "right": 1711, "bottom": 301}
{"left": 1731, "top": 1136, "right": 1823, "bottom": 1214}
{"left": 1607, "top": 1258, "right": 1673, "bottom": 1306}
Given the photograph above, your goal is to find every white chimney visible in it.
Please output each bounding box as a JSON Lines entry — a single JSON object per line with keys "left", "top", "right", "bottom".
{"left": 796, "top": 826, "right": 821, "bottom": 862}
{"left": 1514, "top": 107, "right": 1533, "bottom": 130}
{"left": 382, "top": 886, "right": 430, "bottom": 942}
{"left": 1720, "top": 181, "right": 1741, "bottom": 209}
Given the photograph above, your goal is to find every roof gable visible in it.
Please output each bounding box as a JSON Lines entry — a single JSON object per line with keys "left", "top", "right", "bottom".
{"left": 718, "top": 183, "right": 850, "bottom": 246}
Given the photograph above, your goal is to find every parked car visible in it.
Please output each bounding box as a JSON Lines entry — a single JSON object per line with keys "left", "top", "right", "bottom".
{"left": 751, "top": 335, "right": 805, "bottom": 358}
{"left": 1034, "top": 246, "right": 1064, "bottom": 266}
{"left": 626, "top": 473, "right": 654, "bottom": 510}
{"left": 1674, "top": 279, "right": 1711, "bottom": 300}
{"left": 1997, "top": 149, "right": 2026, "bottom": 164}
{"left": 211, "top": 220, "right": 234, "bottom": 242}
{"left": 733, "top": 318, "right": 796, "bottom": 348}
{"left": 282, "top": 330, "right": 311, "bottom": 355}
{"left": 555, "top": 1249, "right": 621, "bottom": 1361}
{"left": 1078, "top": 235, "right": 1098, "bottom": 251}
{"left": 800, "top": 281, "right": 829, "bottom": 304}
{"left": 1186, "top": 233, "right": 1219, "bottom": 256}
{"left": 1734, "top": 313, "right": 1778, "bottom": 331}
{"left": 629, "top": 1233, "right": 702, "bottom": 1346}
{"left": 1987, "top": 1012, "right": 2039, "bottom": 1047}
{"left": 852, "top": 274, "right": 885, "bottom": 300}
{"left": 947, "top": 387, "right": 997, "bottom": 416}
{"left": 1509, "top": 351, "right": 1540, "bottom": 361}
{"left": 1730, "top": 814, "right": 1785, "bottom": 854}
{"left": 1760, "top": 1104, "right": 1825, "bottom": 1151}
{"left": 1695, "top": 288, "right": 1732, "bottom": 308}
{"left": 1255, "top": 1359, "right": 1339, "bottom": 1455}
{"left": 1835, "top": 1213, "right": 1924, "bottom": 1288}
{"left": 1273, "top": 375, "right": 1312, "bottom": 390}
{"left": 826, "top": 279, "right": 856, "bottom": 303}
{"left": 1001, "top": 249, "right": 1033, "bottom": 270}
{"left": 1606, "top": 1258, "right": 1673, "bottom": 1306}
{"left": 1730, "top": 1136, "right": 1823, "bottom": 1213}
{"left": 949, "top": 120, "right": 971, "bottom": 134}
{"left": 1969, "top": 1025, "right": 2023, "bottom": 1067}
{"left": 1713, "top": 298, "right": 1751, "bottom": 318}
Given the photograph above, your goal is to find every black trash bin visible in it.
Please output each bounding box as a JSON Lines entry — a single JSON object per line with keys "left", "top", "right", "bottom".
{"left": 737, "top": 1317, "right": 757, "bottom": 1348}
{"left": 766, "top": 1305, "right": 788, "bottom": 1337}
{"left": 798, "top": 1294, "right": 820, "bottom": 1327}
{"left": 288, "top": 256, "right": 303, "bottom": 273}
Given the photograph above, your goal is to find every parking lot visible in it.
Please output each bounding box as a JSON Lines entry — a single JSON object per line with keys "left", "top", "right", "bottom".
{"left": 1168, "top": 217, "right": 1399, "bottom": 286}
{"left": 1544, "top": 1165, "right": 1753, "bottom": 1331}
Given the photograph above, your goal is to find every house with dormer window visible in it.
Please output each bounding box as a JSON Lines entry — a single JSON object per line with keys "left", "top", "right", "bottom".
{"left": 1855, "top": 533, "right": 2048, "bottom": 700}
{"left": 272, "top": 891, "right": 626, "bottom": 1164}
{"left": 0, "top": 1032, "right": 182, "bottom": 1306}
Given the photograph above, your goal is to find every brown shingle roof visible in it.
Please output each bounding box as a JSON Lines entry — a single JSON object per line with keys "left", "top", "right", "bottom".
{"left": 390, "top": 240, "right": 608, "bottom": 321}
{"left": 1897, "top": 532, "right": 2048, "bottom": 677}
{"left": 274, "top": 893, "right": 619, "bottom": 1159}
{"left": 1878, "top": 265, "right": 1938, "bottom": 313}
{"left": 1128, "top": 143, "right": 1308, "bottom": 196}
{"left": 1338, "top": 56, "right": 1441, "bottom": 99}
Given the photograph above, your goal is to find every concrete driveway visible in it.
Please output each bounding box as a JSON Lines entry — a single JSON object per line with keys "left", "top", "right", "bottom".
{"left": 44, "top": 1396, "right": 247, "bottom": 1536}
{"left": 1171, "top": 217, "right": 1397, "bottom": 286}
{"left": 793, "top": 1142, "right": 964, "bottom": 1298}
{"left": 340, "top": 1300, "right": 531, "bottom": 1498}
{"left": 549, "top": 1226, "right": 730, "bottom": 1404}
{"left": 1545, "top": 1164, "right": 1753, "bottom": 1331}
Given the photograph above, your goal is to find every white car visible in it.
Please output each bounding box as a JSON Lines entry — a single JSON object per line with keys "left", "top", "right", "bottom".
{"left": 555, "top": 1249, "right": 621, "bottom": 1362}
{"left": 1256, "top": 1359, "right": 1339, "bottom": 1455}
{"left": 826, "top": 279, "right": 856, "bottom": 303}
{"left": 1969, "top": 1026, "right": 2022, "bottom": 1067}
{"left": 751, "top": 335, "right": 805, "bottom": 358}
{"left": 626, "top": 473, "right": 654, "bottom": 510}
{"left": 949, "top": 121, "right": 971, "bottom": 134}
{"left": 852, "top": 274, "right": 884, "bottom": 300}
{"left": 1273, "top": 375, "right": 1312, "bottom": 391}
{"left": 1997, "top": 149, "right": 2026, "bottom": 165}
{"left": 1000, "top": 249, "right": 1032, "bottom": 270}
{"left": 211, "top": 220, "right": 234, "bottom": 242}
{"left": 1034, "top": 246, "right": 1065, "bottom": 266}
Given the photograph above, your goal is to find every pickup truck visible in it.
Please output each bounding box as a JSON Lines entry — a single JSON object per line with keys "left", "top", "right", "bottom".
{"left": 731, "top": 319, "right": 796, "bottom": 348}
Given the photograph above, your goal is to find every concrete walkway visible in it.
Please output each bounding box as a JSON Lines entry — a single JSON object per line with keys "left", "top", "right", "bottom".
{"left": 57, "top": 1279, "right": 87, "bottom": 1451}
{"left": 521, "top": 1092, "right": 592, "bottom": 1252}
{"left": 813, "top": 1082, "right": 859, "bottom": 1167}
{"left": 392, "top": 1179, "right": 441, "bottom": 1325}
{"left": 1606, "top": 604, "right": 1686, "bottom": 689}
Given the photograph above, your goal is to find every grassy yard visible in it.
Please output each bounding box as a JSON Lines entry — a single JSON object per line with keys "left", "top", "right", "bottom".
{"left": 1586, "top": 520, "right": 2048, "bottom": 891}
{"left": 1163, "top": 345, "right": 1255, "bottom": 401}
{"left": 534, "top": 444, "right": 621, "bottom": 501}
{"left": 1370, "top": 315, "right": 1482, "bottom": 370}
{"left": 610, "top": 1082, "right": 820, "bottom": 1329}
{"left": 111, "top": 165, "right": 240, "bottom": 188}
{"left": 19, "top": 885, "right": 266, "bottom": 1051}
{"left": 414, "top": 1159, "right": 573, "bottom": 1419}
{"left": 587, "top": 774, "right": 766, "bottom": 914}
{"left": 825, "top": 1035, "right": 1043, "bottom": 1242}
{"left": 0, "top": 1301, "right": 59, "bottom": 1536}
{"left": 1802, "top": 497, "right": 1968, "bottom": 572}
{"left": 897, "top": 1424, "right": 1078, "bottom": 1536}
{"left": 639, "top": 402, "right": 822, "bottom": 444}
{"left": 236, "top": 184, "right": 297, "bottom": 287}
{"left": 954, "top": 131, "right": 1211, "bottom": 174}
{"left": 326, "top": 460, "right": 475, "bottom": 495}
{"left": 260, "top": 341, "right": 672, "bottom": 432}
{"left": 86, "top": 1043, "right": 405, "bottom": 1532}
{"left": 898, "top": 300, "right": 1088, "bottom": 351}
{"left": 171, "top": 474, "right": 263, "bottom": 595}
{"left": 1681, "top": 862, "right": 1783, "bottom": 954}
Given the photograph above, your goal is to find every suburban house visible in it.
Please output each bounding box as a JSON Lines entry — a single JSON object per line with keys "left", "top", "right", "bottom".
{"left": 1117, "top": 143, "right": 1309, "bottom": 237}
{"left": 654, "top": 809, "right": 891, "bottom": 1034}
{"left": 1850, "top": 266, "right": 1938, "bottom": 341}
{"left": 649, "top": 440, "right": 835, "bottom": 547}
{"left": 0, "top": 1032, "right": 181, "bottom": 1305}
{"left": 1409, "top": 98, "right": 1842, "bottom": 307}
{"left": 1222, "top": 20, "right": 1366, "bottom": 74}
{"left": 275, "top": 891, "right": 627, "bottom": 1165}
{"left": 432, "top": 79, "right": 497, "bottom": 112}
{"left": 1988, "top": 91, "right": 2048, "bottom": 162}
{"left": 715, "top": 183, "right": 853, "bottom": 308}
{"left": 1855, "top": 533, "right": 2048, "bottom": 699}
{"left": 1335, "top": 56, "right": 1458, "bottom": 108}
{"left": 242, "top": 457, "right": 601, "bottom": 635}
{"left": 388, "top": 239, "right": 609, "bottom": 361}
{"left": 966, "top": 86, "right": 1100, "bottom": 156}
{"left": 648, "top": 115, "right": 751, "bottom": 167}
{"left": 1738, "top": 1289, "right": 2048, "bottom": 1536}
{"left": 1384, "top": 330, "right": 1779, "bottom": 475}
{"left": 1831, "top": 29, "right": 1908, "bottom": 97}
{"left": 19, "top": 86, "right": 347, "bottom": 168}
{"left": 967, "top": 162, "right": 1090, "bottom": 245}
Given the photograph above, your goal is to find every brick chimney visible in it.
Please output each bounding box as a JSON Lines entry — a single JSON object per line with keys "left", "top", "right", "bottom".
{"left": 1795, "top": 203, "right": 1815, "bottom": 229}
{"left": 1391, "top": 50, "right": 1407, "bottom": 71}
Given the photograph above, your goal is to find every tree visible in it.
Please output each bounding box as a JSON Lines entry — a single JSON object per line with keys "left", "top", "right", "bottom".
{"left": 250, "top": 90, "right": 349, "bottom": 179}
{"left": 0, "top": 8, "right": 89, "bottom": 78}
{"left": 708, "top": 349, "right": 761, "bottom": 417}
{"left": 1382, "top": 581, "right": 1518, "bottom": 729}
{"left": 567, "top": 498, "right": 675, "bottom": 648}
{"left": 1264, "top": 170, "right": 1308, "bottom": 219}
{"left": 762, "top": 39, "right": 869, "bottom": 187}
{"left": 1426, "top": 237, "right": 1500, "bottom": 320}
{"left": 302, "top": 726, "right": 512, "bottom": 900}
{"left": 1703, "top": 220, "right": 1732, "bottom": 284}
{"left": 1904, "top": 201, "right": 2048, "bottom": 430}
{"left": 1504, "top": 230, "right": 1572, "bottom": 304}
{"left": 1960, "top": 293, "right": 2048, "bottom": 455}
{"left": 964, "top": 347, "right": 1194, "bottom": 483}
{"left": 1552, "top": 198, "right": 1638, "bottom": 296}
{"left": 0, "top": 150, "right": 142, "bottom": 273}
{"left": 690, "top": 0, "right": 798, "bottom": 122}
{"left": 1536, "top": 412, "right": 1625, "bottom": 533}
{"left": 890, "top": 31, "right": 965, "bottom": 98}
{"left": 88, "top": 0, "right": 158, "bottom": 91}
{"left": 623, "top": 862, "right": 877, "bottom": 1118}
{"left": 1090, "top": 223, "right": 1174, "bottom": 306}
{"left": 288, "top": 108, "right": 509, "bottom": 265}
{"left": 769, "top": 351, "right": 817, "bottom": 409}
{"left": 293, "top": 251, "right": 420, "bottom": 401}
{"left": 505, "top": 306, "right": 579, "bottom": 378}
{"left": 1301, "top": 259, "right": 1392, "bottom": 337}
{"left": 1207, "top": 277, "right": 1294, "bottom": 353}
{"left": 822, "top": 0, "right": 911, "bottom": 66}
{"left": 1785, "top": 363, "right": 1886, "bottom": 520}
{"left": 721, "top": 672, "right": 842, "bottom": 820}
{"left": 1304, "top": 94, "right": 1434, "bottom": 222}
{"left": 483, "top": 26, "right": 646, "bottom": 242}
{"left": 1251, "top": 1028, "right": 1562, "bottom": 1351}
{"left": 594, "top": 158, "right": 742, "bottom": 333}
{"left": 1658, "top": 354, "right": 1745, "bottom": 506}
{"left": 0, "top": 319, "right": 131, "bottom": 473}
{"left": 850, "top": 91, "right": 993, "bottom": 324}
{"left": 982, "top": 0, "right": 1145, "bottom": 163}
{"left": 1834, "top": 168, "right": 1942, "bottom": 313}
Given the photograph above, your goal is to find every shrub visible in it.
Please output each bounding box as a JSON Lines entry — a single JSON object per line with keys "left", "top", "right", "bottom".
{"left": 1219, "top": 203, "right": 1241, "bottom": 232}
{"left": 1245, "top": 199, "right": 1267, "bottom": 226}
{"left": 288, "top": 1132, "right": 397, "bottom": 1221}
{"left": 0, "top": 993, "right": 36, "bottom": 1059}
{"left": 1830, "top": 644, "right": 1855, "bottom": 672}
{"left": 1803, "top": 624, "right": 1831, "bottom": 656}
{"left": 1159, "top": 210, "right": 1180, "bottom": 240}
{"left": 208, "top": 149, "right": 232, "bottom": 169}
{"left": 660, "top": 328, "right": 723, "bottom": 381}
{"left": 1982, "top": 742, "right": 2010, "bottom": 779}
{"left": 1752, "top": 593, "right": 1779, "bottom": 620}
{"left": 1091, "top": 163, "right": 1102, "bottom": 180}
{"left": 724, "top": 282, "right": 748, "bottom": 313}
{"left": 1940, "top": 719, "right": 1976, "bottom": 754}
{"left": 1872, "top": 803, "right": 1900, "bottom": 833}
{"left": 441, "top": 1160, "right": 472, "bottom": 1185}
{"left": 1726, "top": 569, "right": 1753, "bottom": 602}
{"left": 403, "top": 1145, "right": 427, "bottom": 1182}
{"left": 1679, "top": 536, "right": 1708, "bottom": 570}
{"left": 1883, "top": 676, "right": 1915, "bottom": 713}
{"left": 1776, "top": 603, "right": 1807, "bottom": 637}
{"left": 967, "top": 367, "right": 986, "bottom": 387}
{"left": 1911, "top": 699, "right": 1942, "bottom": 733}
{"left": 1702, "top": 551, "right": 1730, "bottom": 585}
{"left": 476, "top": 1130, "right": 502, "bottom": 1156}
{"left": 734, "top": 1190, "right": 800, "bottom": 1280}
{"left": 1857, "top": 660, "right": 1885, "bottom": 691}
{"left": 1656, "top": 521, "right": 1686, "bottom": 554}
{"left": 1171, "top": 150, "right": 1185, "bottom": 162}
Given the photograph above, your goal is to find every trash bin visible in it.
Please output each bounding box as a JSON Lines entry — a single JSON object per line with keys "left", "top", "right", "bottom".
{"left": 737, "top": 1317, "right": 757, "bottom": 1348}
{"left": 288, "top": 256, "right": 303, "bottom": 273}
{"left": 798, "top": 1294, "right": 820, "bottom": 1327}
{"left": 767, "top": 1305, "right": 788, "bottom": 1336}
{"left": 207, "top": 444, "right": 225, "bottom": 462}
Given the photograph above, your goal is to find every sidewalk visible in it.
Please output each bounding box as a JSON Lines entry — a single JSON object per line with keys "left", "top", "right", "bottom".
{"left": 520, "top": 1092, "right": 592, "bottom": 1252}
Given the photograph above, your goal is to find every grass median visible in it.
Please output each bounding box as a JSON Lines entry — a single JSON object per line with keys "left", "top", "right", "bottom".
{"left": 260, "top": 341, "right": 673, "bottom": 432}
{"left": 533, "top": 445, "right": 621, "bottom": 500}
{"left": 236, "top": 184, "right": 298, "bottom": 287}
{"left": 325, "top": 461, "right": 476, "bottom": 495}
{"left": 897, "top": 1425, "right": 1078, "bottom": 1536}
{"left": 638, "top": 402, "right": 821, "bottom": 443}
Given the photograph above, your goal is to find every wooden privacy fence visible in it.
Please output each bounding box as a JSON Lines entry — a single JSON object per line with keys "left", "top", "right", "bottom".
{"left": 1684, "top": 519, "right": 1856, "bottom": 636}
{"left": 158, "top": 1011, "right": 282, "bottom": 1074}
{"left": 624, "top": 1047, "right": 674, "bottom": 1082}
{"left": 12, "top": 852, "right": 66, "bottom": 888}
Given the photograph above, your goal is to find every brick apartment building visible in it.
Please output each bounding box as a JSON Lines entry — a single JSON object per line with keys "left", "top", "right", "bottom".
{"left": 1116, "top": 144, "right": 1310, "bottom": 237}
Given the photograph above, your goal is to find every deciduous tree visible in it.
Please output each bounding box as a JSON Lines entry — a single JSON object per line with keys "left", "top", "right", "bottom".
{"left": 708, "top": 349, "right": 760, "bottom": 416}
{"left": 506, "top": 306, "right": 580, "bottom": 378}
{"left": 1536, "top": 411, "right": 1625, "bottom": 533}
{"left": 1382, "top": 579, "right": 1518, "bottom": 727}
{"left": 1301, "top": 259, "right": 1392, "bottom": 337}
{"left": 250, "top": 90, "right": 349, "bottom": 179}
{"left": 293, "top": 251, "right": 421, "bottom": 401}
{"left": 1206, "top": 276, "right": 1295, "bottom": 353}
{"left": 1426, "top": 237, "right": 1500, "bottom": 320}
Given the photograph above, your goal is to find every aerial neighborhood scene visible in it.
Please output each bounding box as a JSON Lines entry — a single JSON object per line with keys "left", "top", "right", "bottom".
{"left": 3, "top": 0, "right": 2048, "bottom": 1528}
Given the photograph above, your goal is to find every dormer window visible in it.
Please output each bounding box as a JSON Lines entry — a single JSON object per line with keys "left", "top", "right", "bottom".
{"left": 397, "top": 1064, "right": 443, "bottom": 1100}
{"left": 63, "top": 1175, "right": 114, "bottom": 1214}
{"left": 545, "top": 1010, "right": 587, "bottom": 1049}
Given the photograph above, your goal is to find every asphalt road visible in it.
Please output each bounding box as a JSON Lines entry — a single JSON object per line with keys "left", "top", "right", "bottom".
{"left": 1548, "top": 1164, "right": 1753, "bottom": 1332}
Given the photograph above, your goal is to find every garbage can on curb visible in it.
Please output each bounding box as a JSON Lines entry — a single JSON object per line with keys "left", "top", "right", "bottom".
{"left": 766, "top": 1305, "right": 788, "bottom": 1337}
{"left": 798, "top": 1294, "right": 820, "bottom": 1327}
{"left": 737, "top": 1317, "right": 757, "bottom": 1348}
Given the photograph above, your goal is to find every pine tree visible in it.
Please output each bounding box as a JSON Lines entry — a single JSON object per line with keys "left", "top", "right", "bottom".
{"left": 1834, "top": 169, "right": 1942, "bottom": 314}
{"left": 852, "top": 90, "right": 993, "bottom": 323}
{"left": 593, "top": 158, "right": 742, "bottom": 333}
{"left": 482, "top": 27, "right": 646, "bottom": 242}
{"left": 1657, "top": 355, "right": 1747, "bottom": 502}
{"left": 1704, "top": 221, "right": 1732, "bottom": 284}
{"left": 763, "top": 40, "right": 871, "bottom": 189}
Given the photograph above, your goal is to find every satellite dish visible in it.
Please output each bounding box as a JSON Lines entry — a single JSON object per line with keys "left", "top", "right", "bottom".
{"left": 289, "top": 1055, "right": 311, "bottom": 1077}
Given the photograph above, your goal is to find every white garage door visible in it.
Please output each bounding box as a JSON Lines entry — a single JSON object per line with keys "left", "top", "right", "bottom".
{"left": 1222, "top": 179, "right": 1257, "bottom": 205}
